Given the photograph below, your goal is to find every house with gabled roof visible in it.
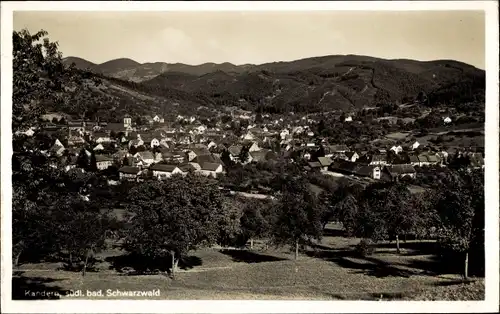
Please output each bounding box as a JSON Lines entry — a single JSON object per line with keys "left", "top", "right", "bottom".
{"left": 118, "top": 166, "right": 141, "bottom": 181}
{"left": 249, "top": 149, "right": 277, "bottom": 164}
{"left": 186, "top": 148, "right": 211, "bottom": 162}
{"left": 95, "top": 155, "right": 114, "bottom": 170}
{"left": 93, "top": 132, "right": 112, "bottom": 144}
{"left": 242, "top": 131, "right": 255, "bottom": 141}
{"left": 150, "top": 163, "right": 183, "bottom": 180}
{"left": 317, "top": 156, "right": 333, "bottom": 171}
{"left": 153, "top": 115, "right": 165, "bottom": 123}
{"left": 128, "top": 138, "right": 144, "bottom": 148}
{"left": 325, "top": 144, "right": 349, "bottom": 158}
{"left": 178, "top": 163, "right": 197, "bottom": 174}
{"left": 134, "top": 151, "right": 155, "bottom": 166}
{"left": 228, "top": 145, "right": 243, "bottom": 161}
{"left": 369, "top": 154, "right": 388, "bottom": 166}
{"left": 384, "top": 164, "right": 417, "bottom": 181}
{"left": 408, "top": 155, "right": 420, "bottom": 166}
{"left": 197, "top": 162, "right": 224, "bottom": 178}
{"left": 417, "top": 154, "right": 430, "bottom": 167}
{"left": 345, "top": 152, "right": 359, "bottom": 163}
{"left": 50, "top": 140, "right": 65, "bottom": 157}
{"left": 94, "top": 143, "right": 105, "bottom": 151}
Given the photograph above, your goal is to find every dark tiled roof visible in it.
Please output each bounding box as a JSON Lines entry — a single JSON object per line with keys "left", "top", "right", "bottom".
{"left": 95, "top": 155, "right": 114, "bottom": 162}
{"left": 329, "top": 160, "right": 376, "bottom": 178}
{"left": 228, "top": 145, "right": 243, "bottom": 156}
{"left": 137, "top": 151, "right": 154, "bottom": 160}
{"left": 386, "top": 164, "right": 416, "bottom": 176}
{"left": 188, "top": 148, "right": 211, "bottom": 156}
{"left": 317, "top": 157, "right": 333, "bottom": 167}
{"left": 118, "top": 166, "right": 140, "bottom": 174}
{"left": 201, "top": 162, "right": 222, "bottom": 171}
{"left": 150, "top": 163, "right": 179, "bottom": 172}
{"left": 249, "top": 149, "right": 276, "bottom": 163}
{"left": 326, "top": 145, "right": 349, "bottom": 153}
{"left": 178, "top": 163, "right": 196, "bottom": 172}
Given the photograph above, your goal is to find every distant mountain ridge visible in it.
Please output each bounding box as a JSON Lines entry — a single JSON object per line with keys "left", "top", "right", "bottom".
{"left": 63, "top": 56, "right": 255, "bottom": 82}
{"left": 63, "top": 54, "right": 485, "bottom": 114}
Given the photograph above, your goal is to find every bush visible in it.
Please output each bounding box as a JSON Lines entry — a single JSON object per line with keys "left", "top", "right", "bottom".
{"left": 355, "top": 238, "right": 375, "bottom": 257}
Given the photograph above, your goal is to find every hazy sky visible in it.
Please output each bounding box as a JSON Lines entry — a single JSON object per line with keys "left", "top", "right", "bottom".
{"left": 13, "top": 11, "right": 485, "bottom": 69}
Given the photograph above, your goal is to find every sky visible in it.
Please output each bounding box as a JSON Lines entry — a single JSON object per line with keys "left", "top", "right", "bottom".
{"left": 13, "top": 10, "right": 486, "bottom": 69}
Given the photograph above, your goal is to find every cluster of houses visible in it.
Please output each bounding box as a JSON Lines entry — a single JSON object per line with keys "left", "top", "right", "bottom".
{"left": 26, "top": 113, "right": 484, "bottom": 186}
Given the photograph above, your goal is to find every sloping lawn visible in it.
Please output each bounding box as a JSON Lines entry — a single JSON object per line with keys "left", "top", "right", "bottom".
{"left": 12, "top": 224, "right": 484, "bottom": 300}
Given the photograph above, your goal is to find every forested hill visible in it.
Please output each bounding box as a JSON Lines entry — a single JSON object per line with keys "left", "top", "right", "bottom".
{"left": 64, "top": 54, "right": 485, "bottom": 115}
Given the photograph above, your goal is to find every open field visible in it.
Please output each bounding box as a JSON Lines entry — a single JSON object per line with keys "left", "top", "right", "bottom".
{"left": 12, "top": 224, "right": 484, "bottom": 300}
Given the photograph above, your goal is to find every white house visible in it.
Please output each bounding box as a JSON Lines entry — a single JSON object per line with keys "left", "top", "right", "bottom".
{"left": 123, "top": 116, "right": 132, "bottom": 128}
{"left": 141, "top": 137, "right": 160, "bottom": 149}
{"left": 94, "top": 143, "right": 105, "bottom": 151}
{"left": 50, "top": 140, "right": 65, "bottom": 157}
{"left": 372, "top": 166, "right": 382, "bottom": 180}
{"left": 94, "top": 133, "right": 112, "bottom": 143}
{"left": 390, "top": 145, "right": 403, "bottom": 154}
{"left": 129, "top": 138, "right": 144, "bottom": 148}
{"left": 118, "top": 166, "right": 141, "bottom": 181}
{"left": 197, "top": 162, "right": 224, "bottom": 178}
{"left": 95, "top": 155, "right": 114, "bottom": 170}
{"left": 242, "top": 131, "right": 255, "bottom": 141}
{"left": 345, "top": 152, "right": 360, "bottom": 163}
{"left": 207, "top": 141, "right": 217, "bottom": 150}
{"left": 134, "top": 151, "right": 155, "bottom": 166}
{"left": 307, "top": 131, "right": 314, "bottom": 137}
{"left": 247, "top": 142, "right": 261, "bottom": 152}
{"left": 370, "top": 154, "right": 388, "bottom": 166}
{"left": 411, "top": 141, "right": 420, "bottom": 150}
{"left": 16, "top": 127, "right": 35, "bottom": 137}
{"left": 150, "top": 164, "right": 183, "bottom": 180}
{"left": 443, "top": 116, "right": 452, "bottom": 124}
{"left": 153, "top": 115, "right": 165, "bottom": 123}
{"left": 344, "top": 116, "right": 353, "bottom": 122}
{"left": 292, "top": 126, "right": 304, "bottom": 135}
{"left": 280, "top": 129, "right": 290, "bottom": 140}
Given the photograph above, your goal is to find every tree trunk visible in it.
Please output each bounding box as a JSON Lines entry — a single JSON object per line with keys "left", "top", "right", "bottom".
{"left": 171, "top": 251, "right": 177, "bottom": 279}
{"left": 82, "top": 249, "right": 91, "bottom": 277}
{"left": 250, "top": 238, "right": 254, "bottom": 250}
{"left": 14, "top": 249, "right": 23, "bottom": 267}
{"left": 69, "top": 252, "right": 73, "bottom": 269}
{"left": 464, "top": 252, "right": 469, "bottom": 279}
{"left": 396, "top": 234, "right": 400, "bottom": 254}
{"left": 295, "top": 239, "right": 299, "bottom": 260}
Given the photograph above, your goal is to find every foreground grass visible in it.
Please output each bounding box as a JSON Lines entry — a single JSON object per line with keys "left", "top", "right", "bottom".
{"left": 12, "top": 224, "right": 485, "bottom": 300}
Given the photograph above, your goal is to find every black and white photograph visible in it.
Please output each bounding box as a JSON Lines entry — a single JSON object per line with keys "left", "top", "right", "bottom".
{"left": 1, "top": 1, "right": 498, "bottom": 313}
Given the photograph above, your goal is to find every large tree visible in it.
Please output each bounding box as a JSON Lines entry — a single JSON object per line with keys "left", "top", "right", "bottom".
{"left": 240, "top": 198, "right": 272, "bottom": 249}
{"left": 12, "top": 29, "right": 111, "bottom": 269}
{"left": 123, "top": 175, "right": 236, "bottom": 277}
{"left": 50, "top": 194, "right": 112, "bottom": 276}
{"left": 435, "top": 169, "right": 484, "bottom": 278}
{"left": 270, "top": 176, "right": 324, "bottom": 260}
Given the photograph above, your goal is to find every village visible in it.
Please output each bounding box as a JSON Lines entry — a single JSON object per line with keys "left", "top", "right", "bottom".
{"left": 21, "top": 108, "right": 485, "bottom": 192}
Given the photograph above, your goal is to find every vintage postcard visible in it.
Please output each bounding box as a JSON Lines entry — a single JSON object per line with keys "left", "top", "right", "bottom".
{"left": 1, "top": 1, "right": 498, "bottom": 313}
